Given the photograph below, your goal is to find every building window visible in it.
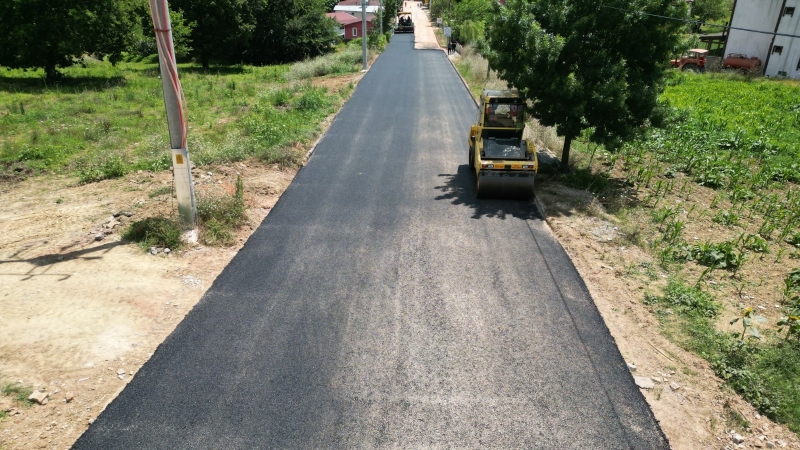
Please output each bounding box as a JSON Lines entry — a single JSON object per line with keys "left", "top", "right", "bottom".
{"left": 773, "top": 45, "right": 783, "bottom": 55}
{"left": 352, "top": 27, "right": 357, "bottom": 37}
{"left": 785, "top": 7, "right": 795, "bottom": 16}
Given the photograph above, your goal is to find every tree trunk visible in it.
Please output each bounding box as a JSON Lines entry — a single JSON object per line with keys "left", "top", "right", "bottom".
{"left": 44, "top": 64, "right": 59, "bottom": 82}
{"left": 202, "top": 54, "right": 210, "bottom": 70}
{"left": 561, "top": 134, "right": 573, "bottom": 172}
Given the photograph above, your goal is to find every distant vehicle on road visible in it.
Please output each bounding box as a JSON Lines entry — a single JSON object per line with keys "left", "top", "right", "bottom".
{"left": 395, "top": 12, "right": 414, "bottom": 33}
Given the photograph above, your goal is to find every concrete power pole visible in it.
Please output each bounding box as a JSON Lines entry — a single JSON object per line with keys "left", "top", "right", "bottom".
{"left": 362, "top": 0, "right": 368, "bottom": 70}
{"left": 148, "top": 0, "right": 197, "bottom": 235}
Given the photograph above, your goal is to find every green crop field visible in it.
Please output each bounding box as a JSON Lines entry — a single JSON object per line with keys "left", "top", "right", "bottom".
{"left": 0, "top": 46, "right": 363, "bottom": 183}
{"left": 617, "top": 73, "right": 800, "bottom": 246}
{"left": 596, "top": 72, "right": 800, "bottom": 434}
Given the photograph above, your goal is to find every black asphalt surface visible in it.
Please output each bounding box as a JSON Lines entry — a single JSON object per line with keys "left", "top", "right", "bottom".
{"left": 74, "top": 34, "right": 668, "bottom": 449}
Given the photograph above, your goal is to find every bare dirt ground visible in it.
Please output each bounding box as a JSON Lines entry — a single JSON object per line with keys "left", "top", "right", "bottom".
{"left": 2, "top": 15, "right": 799, "bottom": 450}
{"left": 0, "top": 160, "right": 295, "bottom": 449}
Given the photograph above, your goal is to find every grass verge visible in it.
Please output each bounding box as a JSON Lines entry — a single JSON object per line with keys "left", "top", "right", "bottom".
{"left": 0, "top": 46, "right": 360, "bottom": 182}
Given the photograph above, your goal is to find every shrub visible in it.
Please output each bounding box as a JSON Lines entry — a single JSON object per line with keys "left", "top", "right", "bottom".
{"left": 123, "top": 217, "right": 184, "bottom": 250}
{"left": 78, "top": 154, "right": 129, "bottom": 183}
{"left": 286, "top": 47, "right": 362, "bottom": 80}
{"left": 292, "top": 87, "right": 330, "bottom": 111}
{"left": 644, "top": 280, "right": 721, "bottom": 318}
{"left": 196, "top": 175, "right": 246, "bottom": 246}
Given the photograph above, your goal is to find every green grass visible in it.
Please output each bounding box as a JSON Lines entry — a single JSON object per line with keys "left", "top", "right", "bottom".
{"left": 1, "top": 382, "right": 34, "bottom": 408}
{"left": 196, "top": 175, "right": 246, "bottom": 246}
{"left": 0, "top": 49, "right": 360, "bottom": 181}
{"left": 124, "top": 175, "right": 248, "bottom": 248}
{"left": 287, "top": 46, "right": 363, "bottom": 81}
{"left": 148, "top": 185, "right": 172, "bottom": 198}
{"left": 645, "top": 281, "right": 800, "bottom": 433}
{"left": 661, "top": 73, "right": 800, "bottom": 154}
{"left": 122, "top": 217, "right": 184, "bottom": 250}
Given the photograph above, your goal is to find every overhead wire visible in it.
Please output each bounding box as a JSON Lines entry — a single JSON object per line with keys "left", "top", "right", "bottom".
{"left": 599, "top": 4, "right": 800, "bottom": 40}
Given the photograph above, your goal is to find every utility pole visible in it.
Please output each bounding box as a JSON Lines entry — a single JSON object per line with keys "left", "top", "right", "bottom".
{"left": 379, "top": 0, "right": 383, "bottom": 34}
{"left": 362, "top": 0, "right": 368, "bottom": 70}
{"left": 148, "top": 0, "right": 197, "bottom": 235}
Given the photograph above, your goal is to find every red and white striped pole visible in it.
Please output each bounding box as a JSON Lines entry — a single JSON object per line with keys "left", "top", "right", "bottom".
{"left": 148, "top": 0, "right": 197, "bottom": 233}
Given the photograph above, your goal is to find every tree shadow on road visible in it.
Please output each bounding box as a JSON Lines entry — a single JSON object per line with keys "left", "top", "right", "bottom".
{"left": 434, "top": 164, "right": 543, "bottom": 221}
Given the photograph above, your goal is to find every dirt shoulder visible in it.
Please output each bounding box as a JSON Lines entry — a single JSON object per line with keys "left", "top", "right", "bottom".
{"left": 0, "top": 160, "right": 295, "bottom": 449}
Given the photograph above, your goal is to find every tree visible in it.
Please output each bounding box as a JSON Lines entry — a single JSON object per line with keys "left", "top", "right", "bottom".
{"left": 170, "top": 0, "right": 253, "bottom": 68}
{"left": 171, "top": 0, "right": 335, "bottom": 67}
{"left": 0, "top": 0, "right": 139, "bottom": 79}
{"left": 381, "top": 0, "right": 399, "bottom": 35}
{"left": 246, "top": 0, "right": 336, "bottom": 65}
{"left": 485, "top": 0, "right": 686, "bottom": 170}
{"left": 690, "top": 0, "right": 733, "bottom": 32}
{"left": 323, "top": 0, "right": 341, "bottom": 12}
{"left": 131, "top": 3, "right": 195, "bottom": 60}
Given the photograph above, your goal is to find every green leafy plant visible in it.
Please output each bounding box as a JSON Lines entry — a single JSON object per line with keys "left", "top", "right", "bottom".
{"left": 730, "top": 307, "right": 768, "bottom": 341}
{"left": 742, "top": 234, "right": 769, "bottom": 253}
{"left": 712, "top": 209, "right": 739, "bottom": 226}
{"left": 644, "top": 280, "right": 721, "bottom": 318}
{"left": 786, "top": 231, "right": 800, "bottom": 248}
{"left": 777, "top": 315, "right": 800, "bottom": 341}
{"left": 652, "top": 206, "right": 678, "bottom": 228}
{"left": 673, "top": 240, "right": 744, "bottom": 270}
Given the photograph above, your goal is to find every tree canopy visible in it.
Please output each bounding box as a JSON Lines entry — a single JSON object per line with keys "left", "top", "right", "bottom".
{"left": 0, "top": 0, "right": 139, "bottom": 79}
{"left": 246, "top": 0, "right": 337, "bottom": 65}
{"left": 0, "top": 0, "right": 341, "bottom": 75}
{"left": 430, "top": 0, "right": 493, "bottom": 44}
{"left": 169, "top": 0, "right": 254, "bottom": 68}
{"left": 169, "top": 0, "right": 337, "bottom": 67}
{"left": 690, "top": 0, "right": 733, "bottom": 32}
{"left": 485, "top": 0, "right": 686, "bottom": 169}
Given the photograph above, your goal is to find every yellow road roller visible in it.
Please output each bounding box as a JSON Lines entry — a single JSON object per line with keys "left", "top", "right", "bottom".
{"left": 468, "top": 89, "right": 537, "bottom": 199}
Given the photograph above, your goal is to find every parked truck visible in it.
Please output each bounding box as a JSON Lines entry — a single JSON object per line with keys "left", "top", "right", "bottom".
{"left": 722, "top": 53, "right": 762, "bottom": 73}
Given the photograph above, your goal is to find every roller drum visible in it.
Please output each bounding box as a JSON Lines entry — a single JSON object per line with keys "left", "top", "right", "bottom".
{"left": 475, "top": 170, "right": 535, "bottom": 199}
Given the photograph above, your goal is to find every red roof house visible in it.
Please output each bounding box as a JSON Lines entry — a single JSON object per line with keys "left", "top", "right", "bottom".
{"left": 326, "top": 11, "right": 375, "bottom": 40}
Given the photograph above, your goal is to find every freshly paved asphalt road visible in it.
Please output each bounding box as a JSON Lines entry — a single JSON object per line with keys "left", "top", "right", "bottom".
{"left": 74, "top": 35, "right": 668, "bottom": 449}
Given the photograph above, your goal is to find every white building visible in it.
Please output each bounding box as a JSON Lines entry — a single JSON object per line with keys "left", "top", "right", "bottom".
{"left": 333, "top": 0, "right": 383, "bottom": 19}
{"left": 725, "top": 0, "right": 800, "bottom": 78}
